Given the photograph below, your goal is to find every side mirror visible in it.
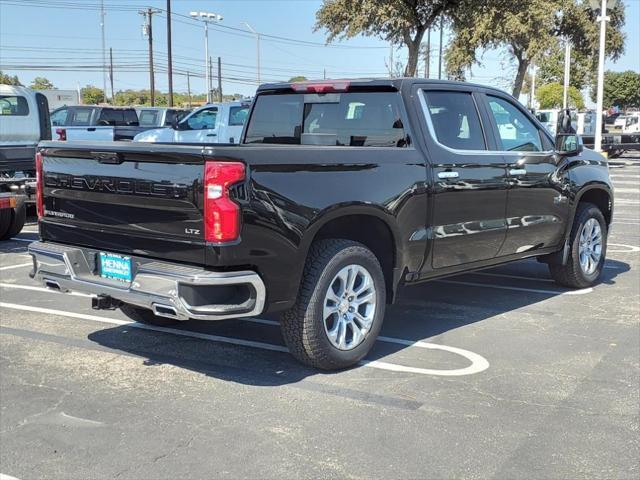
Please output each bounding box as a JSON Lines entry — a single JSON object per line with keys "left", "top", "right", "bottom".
{"left": 171, "top": 118, "right": 180, "bottom": 130}
{"left": 555, "top": 133, "right": 583, "bottom": 156}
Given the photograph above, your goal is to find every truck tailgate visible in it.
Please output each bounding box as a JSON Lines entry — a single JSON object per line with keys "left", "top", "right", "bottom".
{"left": 38, "top": 143, "right": 207, "bottom": 265}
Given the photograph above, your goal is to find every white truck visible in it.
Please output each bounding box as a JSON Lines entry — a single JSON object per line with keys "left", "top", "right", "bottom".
{"left": 0, "top": 84, "right": 50, "bottom": 237}
{"left": 133, "top": 101, "right": 250, "bottom": 144}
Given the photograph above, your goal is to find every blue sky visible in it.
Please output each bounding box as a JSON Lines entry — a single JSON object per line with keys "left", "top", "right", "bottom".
{"left": 0, "top": 0, "right": 638, "bottom": 101}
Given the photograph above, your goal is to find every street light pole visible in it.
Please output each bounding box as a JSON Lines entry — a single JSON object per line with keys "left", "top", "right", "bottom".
{"left": 562, "top": 39, "right": 571, "bottom": 110}
{"left": 593, "top": 0, "right": 613, "bottom": 153}
{"left": 242, "top": 22, "right": 260, "bottom": 85}
{"left": 190, "top": 11, "right": 223, "bottom": 103}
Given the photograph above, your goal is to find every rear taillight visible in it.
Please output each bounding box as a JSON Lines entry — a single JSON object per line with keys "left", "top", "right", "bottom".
{"left": 55, "top": 128, "right": 66, "bottom": 141}
{"left": 35, "top": 151, "right": 44, "bottom": 219}
{"left": 204, "top": 161, "right": 245, "bottom": 243}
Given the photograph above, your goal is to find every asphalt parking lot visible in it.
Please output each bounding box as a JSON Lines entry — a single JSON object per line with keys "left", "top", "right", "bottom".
{"left": 1, "top": 153, "right": 638, "bottom": 479}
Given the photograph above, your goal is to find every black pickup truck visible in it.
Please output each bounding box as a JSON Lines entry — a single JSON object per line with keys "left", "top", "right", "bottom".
{"left": 29, "top": 79, "right": 613, "bottom": 369}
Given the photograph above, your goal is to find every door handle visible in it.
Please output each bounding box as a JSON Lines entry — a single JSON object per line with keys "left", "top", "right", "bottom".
{"left": 206, "top": 133, "right": 217, "bottom": 137}
{"left": 437, "top": 171, "right": 460, "bottom": 179}
{"left": 509, "top": 169, "right": 527, "bottom": 176}
{"left": 87, "top": 128, "right": 96, "bottom": 131}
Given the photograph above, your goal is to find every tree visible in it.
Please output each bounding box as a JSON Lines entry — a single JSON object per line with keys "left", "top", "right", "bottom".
{"left": 30, "top": 77, "right": 55, "bottom": 90}
{"left": 81, "top": 85, "right": 104, "bottom": 105}
{"left": 536, "top": 82, "right": 584, "bottom": 109}
{"left": 446, "top": 0, "right": 625, "bottom": 98}
{"left": 535, "top": 41, "right": 591, "bottom": 90}
{"left": 315, "top": 0, "right": 481, "bottom": 77}
{"left": 0, "top": 71, "right": 22, "bottom": 86}
{"left": 288, "top": 76, "right": 308, "bottom": 82}
{"left": 592, "top": 70, "right": 640, "bottom": 109}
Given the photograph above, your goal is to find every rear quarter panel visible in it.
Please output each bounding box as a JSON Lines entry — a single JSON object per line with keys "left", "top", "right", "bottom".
{"left": 203, "top": 145, "right": 428, "bottom": 311}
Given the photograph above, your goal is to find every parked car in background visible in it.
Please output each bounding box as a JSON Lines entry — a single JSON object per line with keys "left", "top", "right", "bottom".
{"left": 0, "top": 85, "right": 50, "bottom": 223}
{"left": 135, "top": 107, "right": 191, "bottom": 128}
{"left": 50, "top": 105, "right": 154, "bottom": 141}
{"left": 31, "top": 78, "right": 613, "bottom": 370}
{"left": 133, "top": 101, "right": 250, "bottom": 144}
{"left": 622, "top": 113, "right": 640, "bottom": 134}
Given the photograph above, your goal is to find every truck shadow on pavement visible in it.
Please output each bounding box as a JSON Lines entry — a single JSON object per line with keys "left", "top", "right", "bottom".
{"left": 87, "top": 259, "right": 630, "bottom": 387}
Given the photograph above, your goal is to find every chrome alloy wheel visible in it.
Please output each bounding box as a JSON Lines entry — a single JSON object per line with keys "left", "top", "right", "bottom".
{"left": 579, "top": 218, "right": 603, "bottom": 275}
{"left": 323, "top": 264, "right": 377, "bottom": 351}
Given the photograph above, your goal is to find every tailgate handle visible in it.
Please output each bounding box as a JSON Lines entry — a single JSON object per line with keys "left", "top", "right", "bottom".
{"left": 92, "top": 151, "right": 124, "bottom": 164}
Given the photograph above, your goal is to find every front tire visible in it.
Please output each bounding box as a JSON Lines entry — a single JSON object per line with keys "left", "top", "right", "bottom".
{"left": 120, "top": 303, "right": 180, "bottom": 326}
{"left": 281, "top": 239, "right": 386, "bottom": 370}
{"left": 549, "top": 202, "right": 607, "bottom": 288}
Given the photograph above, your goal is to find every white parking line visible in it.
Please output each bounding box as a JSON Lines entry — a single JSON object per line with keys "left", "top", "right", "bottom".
{"left": 6, "top": 237, "right": 33, "bottom": 243}
{"left": 0, "top": 283, "right": 92, "bottom": 297}
{"left": 608, "top": 243, "right": 640, "bottom": 253}
{"left": 435, "top": 279, "right": 592, "bottom": 295}
{"left": 0, "top": 262, "right": 33, "bottom": 271}
{"left": 0, "top": 301, "right": 490, "bottom": 377}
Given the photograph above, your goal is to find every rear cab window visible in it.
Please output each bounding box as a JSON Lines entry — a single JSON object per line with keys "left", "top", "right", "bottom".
{"left": 244, "top": 91, "right": 409, "bottom": 147}
{"left": 229, "top": 106, "right": 249, "bottom": 126}
{"left": 70, "top": 108, "right": 95, "bottom": 126}
{"left": 138, "top": 110, "right": 159, "bottom": 126}
{"left": 0, "top": 95, "right": 29, "bottom": 116}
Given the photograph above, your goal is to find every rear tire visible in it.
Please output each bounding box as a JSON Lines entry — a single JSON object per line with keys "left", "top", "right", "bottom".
{"left": 120, "top": 303, "right": 180, "bottom": 326}
{"left": 549, "top": 202, "right": 607, "bottom": 288}
{"left": 0, "top": 209, "right": 12, "bottom": 240}
{"left": 280, "top": 239, "right": 386, "bottom": 370}
{"left": 0, "top": 199, "right": 26, "bottom": 240}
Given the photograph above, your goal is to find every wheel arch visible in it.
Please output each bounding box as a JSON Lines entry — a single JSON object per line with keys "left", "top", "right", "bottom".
{"left": 574, "top": 184, "right": 613, "bottom": 226}
{"left": 300, "top": 205, "right": 403, "bottom": 303}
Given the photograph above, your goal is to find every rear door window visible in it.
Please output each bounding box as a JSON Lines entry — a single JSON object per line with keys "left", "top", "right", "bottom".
{"left": 244, "top": 91, "right": 408, "bottom": 147}
{"left": 70, "top": 108, "right": 95, "bottom": 125}
{"left": 422, "top": 91, "right": 486, "bottom": 150}
{"left": 0, "top": 95, "right": 29, "bottom": 116}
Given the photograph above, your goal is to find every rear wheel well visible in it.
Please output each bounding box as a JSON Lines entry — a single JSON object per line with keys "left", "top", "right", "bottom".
{"left": 312, "top": 215, "right": 395, "bottom": 302}
{"left": 578, "top": 189, "right": 612, "bottom": 225}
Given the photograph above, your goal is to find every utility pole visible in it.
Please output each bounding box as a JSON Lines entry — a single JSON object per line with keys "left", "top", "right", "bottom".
{"left": 323, "top": 68, "right": 326, "bottom": 80}
{"left": 100, "top": 0, "right": 107, "bottom": 103}
{"left": 438, "top": 19, "right": 444, "bottom": 80}
{"left": 187, "top": 71, "right": 192, "bottom": 108}
{"left": 140, "top": 8, "right": 161, "bottom": 106}
{"left": 425, "top": 27, "right": 431, "bottom": 78}
{"left": 217, "top": 56, "right": 222, "bottom": 102}
{"left": 389, "top": 44, "right": 394, "bottom": 77}
{"left": 563, "top": 39, "right": 571, "bottom": 110}
{"left": 109, "top": 47, "right": 114, "bottom": 104}
{"left": 166, "top": 0, "right": 174, "bottom": 106}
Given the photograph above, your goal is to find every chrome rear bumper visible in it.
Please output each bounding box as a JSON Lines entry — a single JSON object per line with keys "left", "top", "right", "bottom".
{"left": 28, "top": 241, "right": 266, "bottom": 321}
